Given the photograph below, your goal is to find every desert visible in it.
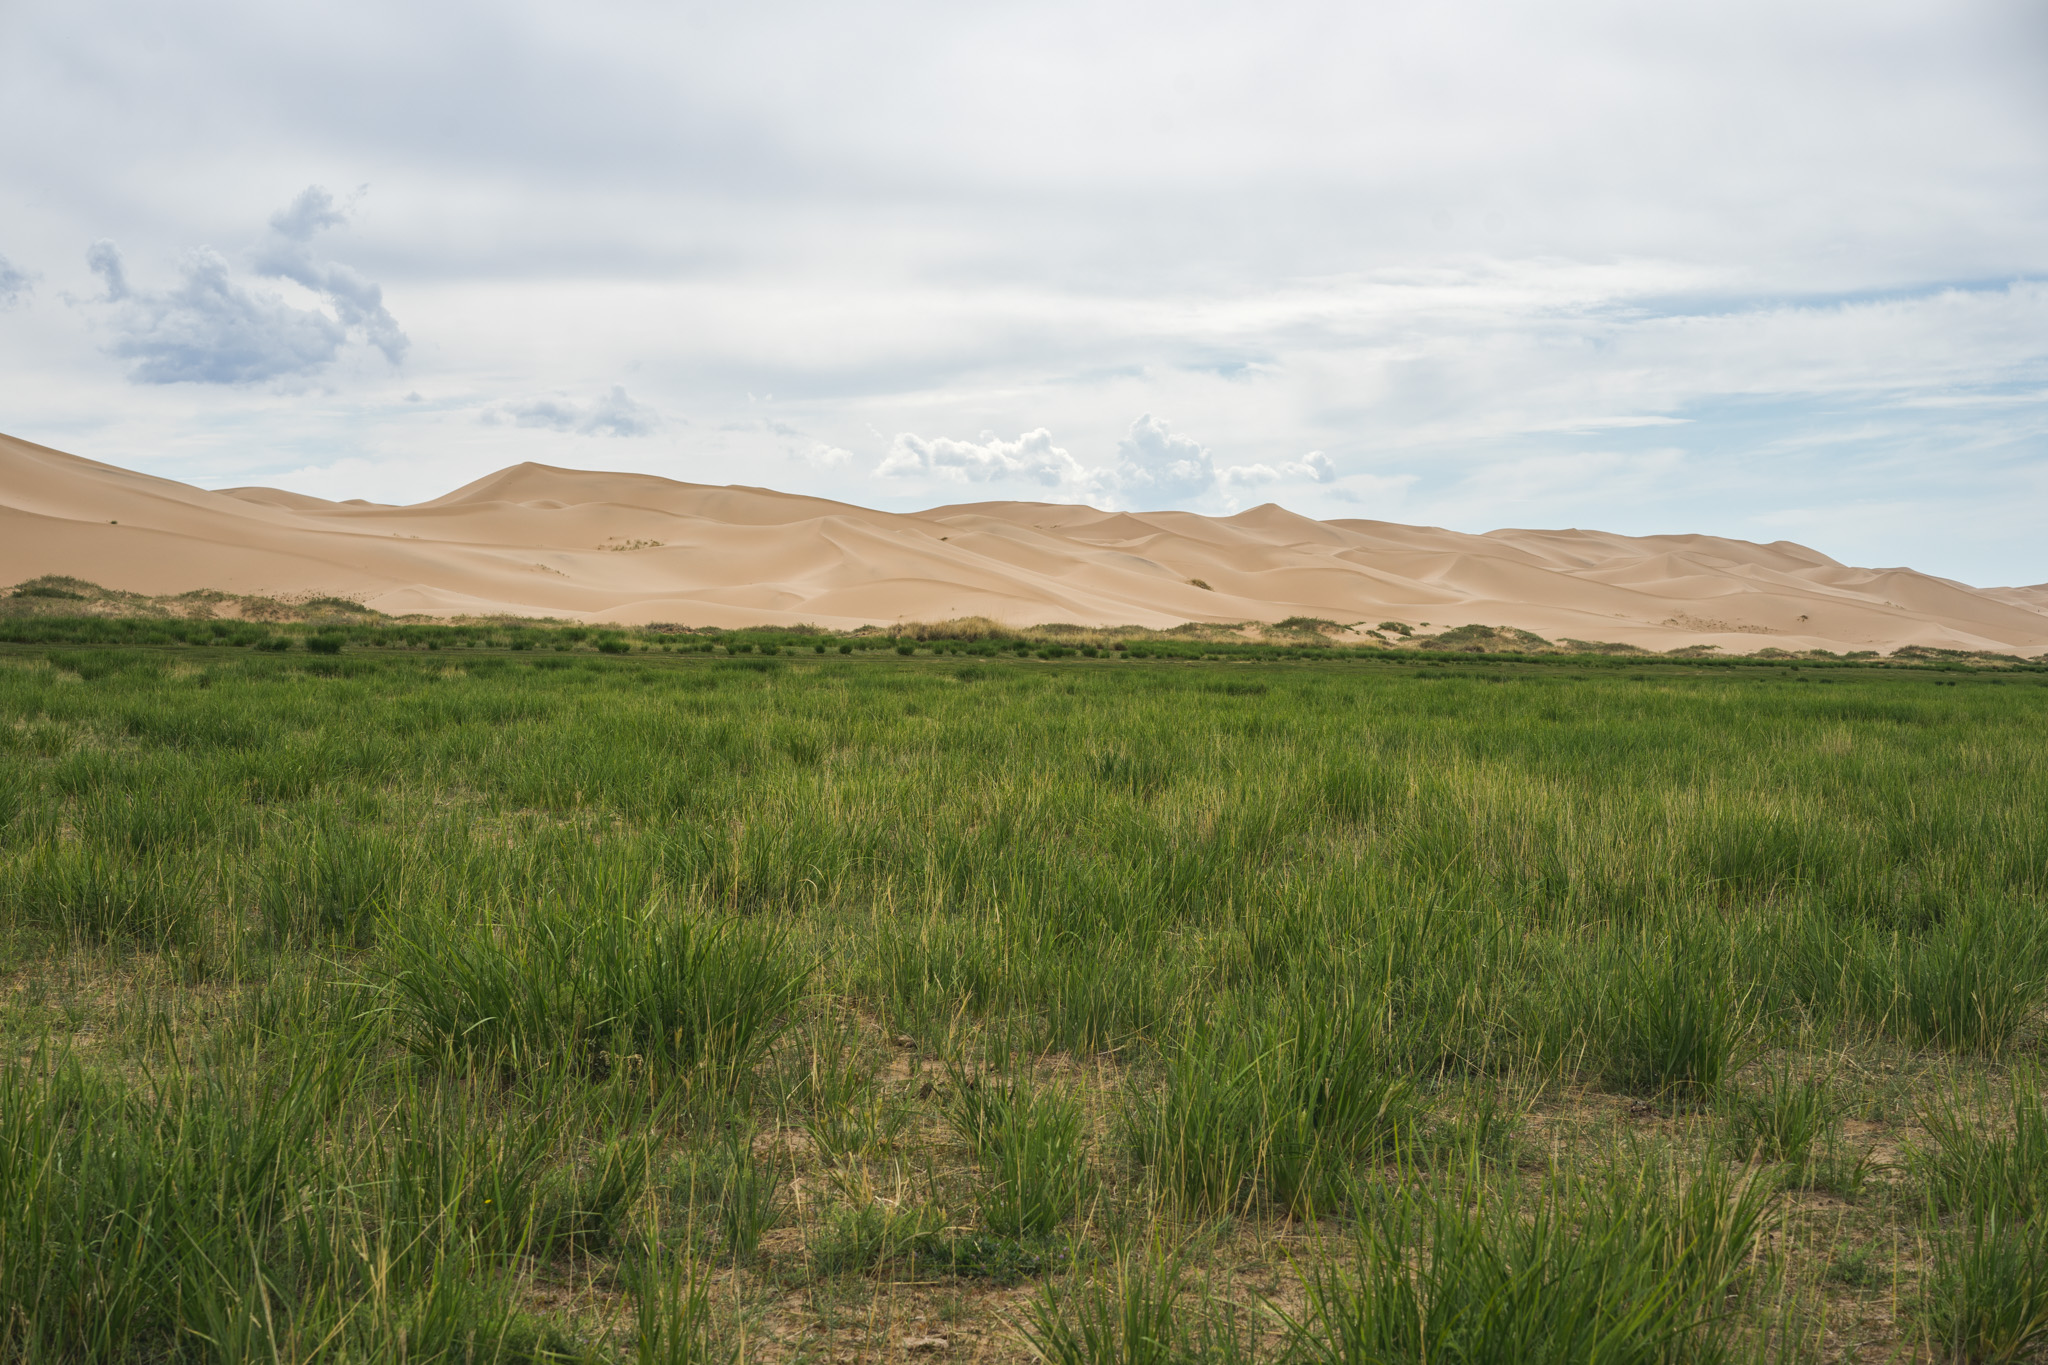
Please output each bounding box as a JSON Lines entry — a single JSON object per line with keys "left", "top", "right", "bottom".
{"left": 6, "top": 431, "right": 2044, "bottom": 657}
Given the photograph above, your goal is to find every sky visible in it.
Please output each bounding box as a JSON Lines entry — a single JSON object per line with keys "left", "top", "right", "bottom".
{"left": 2, "top": 0, "right": 2045, "bottom": 586}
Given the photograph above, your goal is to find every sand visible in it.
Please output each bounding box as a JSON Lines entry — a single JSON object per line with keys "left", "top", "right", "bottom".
{"left": 3, "top": 431, "right": 2044, "bottom": 655}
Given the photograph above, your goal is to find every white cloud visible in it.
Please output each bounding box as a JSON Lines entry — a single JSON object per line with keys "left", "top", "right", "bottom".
{"left": 87, "top": 242, "right": 348, "bottom": 384}
{"left": 1217, "top": 449, "right": 1336, "bottom": 492}
{"left": 0, "top": 251, "right": 28, "bottom": 308}
{"left": 79, "top": 187, "right": 404, "bottom": 385}
{"left": 876, "top": 416, "right": 1232, "bottom": 504}
{"left": 876, "top": 428, "right": 1094, "bottom": 489}
{"left": 1219, "top": 462, "right": 1281, "bottom": 488}
{"left": 485, "top": 385, "right": 661, "bottom": 437}
{"left": 875, "top": 416, "right": 1340, "bottom": 506}
{"left": 1114, "top": 414, "right": 1215, "bottom": 503}
{"left": 250, "top": 186, "right": 408, "bottom": 364}
{"left": 1286, "top": 450, "right": 1336, "bottom": 483}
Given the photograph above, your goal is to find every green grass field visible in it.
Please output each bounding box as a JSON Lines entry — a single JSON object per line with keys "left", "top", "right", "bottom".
{"left": 2, "top": 636, "right": 2046, "bottom": 1362}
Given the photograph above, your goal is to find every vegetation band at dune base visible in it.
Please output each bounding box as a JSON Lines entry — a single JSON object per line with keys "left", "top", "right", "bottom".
{"left": 1, "top": 635, "right": 2046, "bottom": 1361}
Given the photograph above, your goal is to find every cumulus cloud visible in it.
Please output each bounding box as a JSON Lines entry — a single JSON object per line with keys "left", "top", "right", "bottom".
{"left": 876, "top": 427, "right": 1094, "bottom": 489}
{"left": 1287, "top": 450, "right": 1337, "bottom": 484}
{"left": 0, "top": 252, "right": 29, "bottom": 308}
{"left": 1218, "top": 462, "right": 1280, "bottom": 488}
{"left": 874, "top": 418, "right": 1345, "bottom": 505}
{"left": 250, "top": 186, "right": 408, "bottom": 364}
{"left": 1216, "top": 452, "right": 1333, "bottom": 488}
{"left": 485, "top": 385, "right": 662, "bottom": 436}
{"left": 83, "top": 186, "right": 405, "bottom": 384}
{"left": 1114, "top": 414, "right": 1215, "bottom": 502}
{"left": 877, "top": 415, "right": 1213, "bottom": 502}
{"left": 88, "top": 242, "right": 348, "bottom": 383}
{"left": 84, "top": 240, "right": 128, "bottom": 300}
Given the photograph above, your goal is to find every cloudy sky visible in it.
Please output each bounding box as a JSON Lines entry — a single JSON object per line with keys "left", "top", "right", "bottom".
{"left": 2, "top": 0, "right": 2044, "bottom": 584}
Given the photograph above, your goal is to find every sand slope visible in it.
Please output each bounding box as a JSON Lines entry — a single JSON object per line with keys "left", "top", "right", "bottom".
{"left": 3, "top": 432, "right": 2044, "bottom": 654}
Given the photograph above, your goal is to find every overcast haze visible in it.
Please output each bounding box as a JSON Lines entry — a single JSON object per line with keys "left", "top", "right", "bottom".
{"left": 2, "top": 0, "right": 2044, "bottom": 585}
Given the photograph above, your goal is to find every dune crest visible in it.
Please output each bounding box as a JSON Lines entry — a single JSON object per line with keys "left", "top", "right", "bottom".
{"left": 3, "top": 432, "right": 2043, "bottom": 654}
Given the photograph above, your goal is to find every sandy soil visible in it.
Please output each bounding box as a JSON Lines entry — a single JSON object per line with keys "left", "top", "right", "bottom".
{"left": 5, "top": 432, "right": 2044, "bottom": 654}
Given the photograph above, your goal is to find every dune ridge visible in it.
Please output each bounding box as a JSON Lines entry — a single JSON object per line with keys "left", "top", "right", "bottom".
{"left": 3, "top": 432, "right": 2043, "bottom": 655}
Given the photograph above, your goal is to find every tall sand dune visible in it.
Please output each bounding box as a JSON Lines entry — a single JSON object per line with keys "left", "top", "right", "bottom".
{"left": 4, "top": 431, "right": 2044, "bottom": 654}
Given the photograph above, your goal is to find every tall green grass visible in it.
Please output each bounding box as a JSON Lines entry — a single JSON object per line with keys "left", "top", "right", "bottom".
{"left": 386, "top": 899, "right": 807, "bottom": 1084}
{"left": 1291, "top": 1158, "right": 1777, "bottom": 1365}
{"left": 949, "top": 1069, "right": 1095, "bottom": 1235}
{"left": 1132, "top": 987, "right": 1417, "bottom": 1215}
{"left": 0, "top": 1048, "right": 589, "bottom": 1361}
{"left": 0, "top": 641, "right": 2042, "bottom": 1356}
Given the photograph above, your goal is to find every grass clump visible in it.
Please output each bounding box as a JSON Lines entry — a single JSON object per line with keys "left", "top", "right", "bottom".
{"left": 0, "top": 1051, "right": 585, "bottom": 1362}
{"left": 1925, "top": 1213, "right": 2048, "bottom": 1364}
{"left": 680, "top": 1132, "right": 783, "bottom": 1259}
{"left": 1884, "top": 901, "right": 2048, "bottom": 1052}
{"left": 1599, "top": 928, "right": 1748, "bottom": 1102}
{"left": 256, "top": 820, "right": 406, "bottom": 946}
{"left": 1132, "top": 988, "right": 1416, "bottom": 1216}
{"left": 387, "top": 900, "right": 807, "bottom": 1084}
{"left": 1024, "top": 1247, "right": 1193, "bottom": 1365}
{"left": 1913, "top": 1071, "right": 2048, "bottom": 1222}
{"left": 1908, "top": 1072, "right": 2048, "bottom": 1360}
{"left": 631, "top": 1244, "right": 736, "bottom": 1365}
{"left": 949, "top": 1070, "right": 1095, "bottom": 1236}
{"left": 0, "top": 840, "right": 203, "bottom": 948}
{"left": 809, "top": 1200, "right": 950, "bottom": 1276}
{"left": 1291, "top": 1159, "right": 1776, "bottom": 1365}
{"left": 1721, "top": 1060, "right": 1838, "bottom": 1166}
{"left": 1719, "top": 1059, "right": 1868, "bottom": 1195}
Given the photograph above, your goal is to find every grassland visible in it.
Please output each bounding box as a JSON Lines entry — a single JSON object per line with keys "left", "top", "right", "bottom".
{"left": 2, "top": 630, "right": 2046, "bottom": 1362}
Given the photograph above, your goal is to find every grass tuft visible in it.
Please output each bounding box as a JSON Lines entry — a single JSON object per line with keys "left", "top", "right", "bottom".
{"left": 949, "top": 1069, "right": 1095, "bottom": 1236}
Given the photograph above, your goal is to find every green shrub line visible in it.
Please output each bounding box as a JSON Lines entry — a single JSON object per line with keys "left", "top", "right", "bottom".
{"left": 4, "top": 597, "right": 2043, "bottom": 674}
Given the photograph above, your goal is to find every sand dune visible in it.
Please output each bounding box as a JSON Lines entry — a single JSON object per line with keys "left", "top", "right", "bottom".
{"left": 3, "top": 431, "right": 2044, "bottom": 655}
